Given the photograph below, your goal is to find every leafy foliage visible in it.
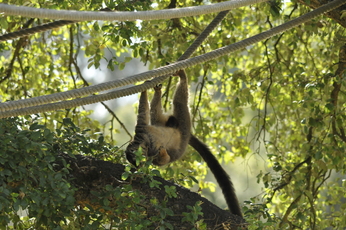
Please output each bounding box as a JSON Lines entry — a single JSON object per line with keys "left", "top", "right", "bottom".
{"left": 182, "top": 201, "right": 205, "bottom": 230}
{"left": 0, "top": 117, "right": 183, "bottom": 229}
{"left": 0, "top": 117, "right": 82, "bottom": 228}
{"left": 0, "top": 0, "right": 345, "bottom": 229}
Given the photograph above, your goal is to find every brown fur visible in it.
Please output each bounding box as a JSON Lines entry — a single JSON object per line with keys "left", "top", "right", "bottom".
{"left": 125, "top": 69, "right": 243, "bottom": 218}
{"left": 126, "top": 70, "right": 190, "bottom": 166}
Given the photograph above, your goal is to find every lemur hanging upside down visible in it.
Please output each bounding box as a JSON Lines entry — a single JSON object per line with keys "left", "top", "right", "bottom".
{"left": 125, "top": 69, "right": 242, "bottom": 218}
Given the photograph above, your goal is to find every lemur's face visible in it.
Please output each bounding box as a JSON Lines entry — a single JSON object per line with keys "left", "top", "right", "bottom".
{"left": 125, "top": 141, "right": 140, "bottom": 166}
{"left": 125, "top": 132, "right": 147, "bottom": 166}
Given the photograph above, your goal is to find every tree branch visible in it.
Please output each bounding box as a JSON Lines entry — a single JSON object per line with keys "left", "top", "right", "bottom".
{"left": 55, "top": 154, "right": 246, "bottom": 229}
{"left": 0, "top": 18, "right": 35, "bottom": 84}
{"left": 297, "top": 0, "right": 346, "bottom": 28}
{"left": 330, "top": 45, "right": 346, "bottom": 142}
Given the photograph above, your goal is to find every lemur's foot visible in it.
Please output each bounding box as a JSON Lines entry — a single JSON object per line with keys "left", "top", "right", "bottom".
{"left": 173, "top": 69, "right": 184, "bottom": 76}
{"left": 140, "top": 80, "right": 152, "bottom": 93}
{"left": 154, "top": 84, "right": 162, "bottom": 91}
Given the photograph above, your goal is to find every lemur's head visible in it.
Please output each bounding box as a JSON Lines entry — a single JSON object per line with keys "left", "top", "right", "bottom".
{"left": 125, "top": 130, "right": 148, "bottom": 167}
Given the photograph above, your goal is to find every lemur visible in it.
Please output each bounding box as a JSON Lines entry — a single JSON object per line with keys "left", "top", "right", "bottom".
{"left": 125, "top": 70, "right": 242, "bottom": 218}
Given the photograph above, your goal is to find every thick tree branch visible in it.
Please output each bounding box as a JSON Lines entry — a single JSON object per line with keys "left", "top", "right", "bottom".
{"left": 0, "top": 18, "right": 35, "bottom": 84}
{"left": 297, "top": 0, "right": 346, "bottom": 28}
{"left": 331, "top": 45, "right": 346, "bottom": 142}
{"left": 55, "top": 154, "right": 246, "bottom": 230}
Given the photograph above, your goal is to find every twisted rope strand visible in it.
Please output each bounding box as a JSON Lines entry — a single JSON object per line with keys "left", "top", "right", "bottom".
{"left": 177, "top": 10, "right": 230, "bottom": 61}
{"left": 0, "top": 20, "right": 74, "bottom": 42}
{"left": 0, "top": 0, "right": 344, "bottom": 118}
{"left": 0, "top": 0, "right": 266, "bottom": 21}
{"left": 0, "top": 8, "right": 126, "bottom": 42}
{"left": 0, "top": 10, "right": 231, "bottom": 117}
{"left": 0, "top": 10, "right": 231, "bottom": 112}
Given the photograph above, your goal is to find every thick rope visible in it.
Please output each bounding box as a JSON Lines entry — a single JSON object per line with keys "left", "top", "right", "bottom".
{"left": 0, "top": 11, "right": 230, "bottom": 117}
{"left": 0, "top": 0, "right": 266, "bottom": 21}
{"left": 0, "top": 10, "right": 230, "bottom": 112}
{"left": 0, "top": 8, "right": 120, "bottom": 42}
{"left": 0, "top": 0, "right": 344, "bottom": 114}
{"left": 0, "top": 20, "right": 74, "bottom": 42}
{"left": 177, "top": 10, "right": 230, "bottom": 61}
{"left": 0, "top": 0, "right": 344, "bottom": 118}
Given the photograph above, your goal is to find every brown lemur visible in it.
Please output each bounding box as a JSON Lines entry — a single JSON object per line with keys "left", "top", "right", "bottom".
{"left": 125, "top": 69, "right": 243, "bottom": 218}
